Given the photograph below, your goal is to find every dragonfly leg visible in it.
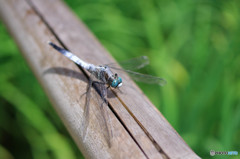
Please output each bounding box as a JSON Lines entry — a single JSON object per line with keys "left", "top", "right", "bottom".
{"left": 80, "top": 91, "right": 87, "bottom": 99}
{"left": 92, "top": 81, "right": 105, "bottom": 85}
{"left": 80, "top": 81, "right": 104, "bottom": 99}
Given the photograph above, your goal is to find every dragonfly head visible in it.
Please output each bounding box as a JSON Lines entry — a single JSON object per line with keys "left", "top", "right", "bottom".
{"left": 110, "top": 73, "right": 122, "bottom": 88}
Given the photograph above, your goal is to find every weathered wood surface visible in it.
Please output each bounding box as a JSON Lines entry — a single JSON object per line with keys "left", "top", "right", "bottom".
{"left": 0, "top": 0, "right": 200, "bottom": 158}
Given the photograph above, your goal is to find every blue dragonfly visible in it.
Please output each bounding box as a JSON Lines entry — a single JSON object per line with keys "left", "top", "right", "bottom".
{"left": 49, "top": 42, "right": 166, "bottom": 147}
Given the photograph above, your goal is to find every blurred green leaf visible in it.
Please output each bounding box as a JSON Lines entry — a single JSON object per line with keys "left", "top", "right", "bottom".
{"left": 0, "top": 81, "right": 76, "bottom": 159}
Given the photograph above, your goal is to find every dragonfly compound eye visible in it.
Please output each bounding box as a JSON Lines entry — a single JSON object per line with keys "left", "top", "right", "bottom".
{"left": 111, "top": 79, "right": 118, "bottom": 88}
{"left": 118, "top": 77, "right": 122, "bottom": 84}
{"left": 117, "top": 77, "right": 122, "bottom": 87}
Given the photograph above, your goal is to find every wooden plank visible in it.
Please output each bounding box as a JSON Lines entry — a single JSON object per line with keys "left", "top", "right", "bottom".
{"left": 29, "top": 0, "right": 200, "bottom": 159}
{"left": 0, "top": 0, "right": 200, "bottom": 158}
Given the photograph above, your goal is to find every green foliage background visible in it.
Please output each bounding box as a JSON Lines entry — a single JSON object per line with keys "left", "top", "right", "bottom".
{"left": 0, "top": 0, "right": 240, "bottom": 158}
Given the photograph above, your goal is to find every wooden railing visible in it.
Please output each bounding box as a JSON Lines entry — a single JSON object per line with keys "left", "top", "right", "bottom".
{"left": 0, "top": 0, "right": 200, "bottom": 158}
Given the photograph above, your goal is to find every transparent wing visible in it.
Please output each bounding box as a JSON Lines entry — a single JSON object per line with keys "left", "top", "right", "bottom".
{"left": 107, "top": 56, "right": 149, "bottom": 70}
{"left": 82, "top": 76, "right": 113, "bottom": 147}
{"left": 93, "top": 82, "right": 112, "bottom": 147}
{"left": 112, "top": 68, "right": 167, "bottom": 86}
{"left": 81, "top": 77, "right": 92, "bottom": 141}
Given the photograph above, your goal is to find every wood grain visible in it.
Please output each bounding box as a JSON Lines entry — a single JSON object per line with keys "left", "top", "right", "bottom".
{"left": 0, "top": 0, "right": 200, "bottom": 158}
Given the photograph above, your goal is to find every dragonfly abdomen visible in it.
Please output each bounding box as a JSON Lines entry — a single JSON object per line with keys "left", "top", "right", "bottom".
{"left": 49, "top": 42, "right": 96, "bottom": 72}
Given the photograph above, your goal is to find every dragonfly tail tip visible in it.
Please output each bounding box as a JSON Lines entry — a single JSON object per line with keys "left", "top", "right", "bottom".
{"left": 48, "top": 41, "right": 53, "bottom": 45}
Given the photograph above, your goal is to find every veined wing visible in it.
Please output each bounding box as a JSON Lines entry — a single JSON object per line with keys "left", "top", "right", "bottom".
{"left": 93, "top": 81, "right": 113, "bottom": 147}
{"left": 112, "top": 68, "right": 167, "bottom": 86}
{"left": 82, "top": 76, "right": 113, "bottom": 147}
{"left": 107, "top": 56, "right": 149, "bottom": 70}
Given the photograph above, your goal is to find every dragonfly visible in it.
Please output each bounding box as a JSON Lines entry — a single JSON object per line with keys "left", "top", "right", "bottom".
{"left": 48, "top": 42, "right": 166, "bottom": 147}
